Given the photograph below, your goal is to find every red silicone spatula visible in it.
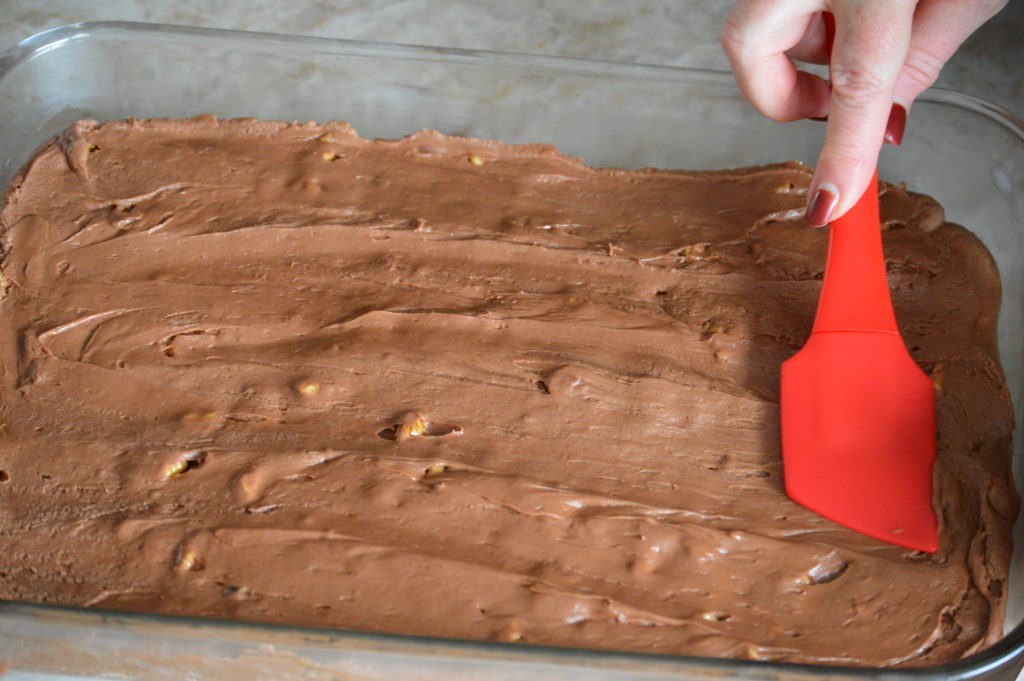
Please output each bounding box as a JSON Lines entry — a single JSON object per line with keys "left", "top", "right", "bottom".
{"left": 780, "top": 170, "right": 938, "bottom": 551}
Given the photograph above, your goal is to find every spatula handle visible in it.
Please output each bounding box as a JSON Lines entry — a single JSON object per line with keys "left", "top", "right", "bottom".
{"left": 811, "top": 170, "right": 899, "bottom": 334}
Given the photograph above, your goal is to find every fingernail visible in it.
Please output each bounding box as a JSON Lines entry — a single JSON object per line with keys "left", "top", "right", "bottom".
{"left": 822, "top": 12, "right": 835, "bottom": 60}
{"left": 809, "top": 116, "right": 828, "bottom": 122}
{"left": 884, "top": 103, "right": 907, "bottom": 146}
{"left": 806, "top": 185, "right": 839, "bottom": 227}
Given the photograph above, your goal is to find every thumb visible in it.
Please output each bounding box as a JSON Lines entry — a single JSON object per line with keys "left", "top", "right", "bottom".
{"left": 806, "top": 1, "right": 916, "bottom": 226}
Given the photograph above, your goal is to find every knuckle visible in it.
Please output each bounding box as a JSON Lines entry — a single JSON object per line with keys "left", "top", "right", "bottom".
{"left": 719, "top": 16, "right": 748, "bottom": 57}
{"left": 901, "top": 45, "right": 945, "bottom": 92}
{"left": 829, "top": 66, "right": 889, "bottom": 105}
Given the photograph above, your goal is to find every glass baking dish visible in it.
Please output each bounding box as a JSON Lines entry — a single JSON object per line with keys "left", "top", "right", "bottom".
{"left": 0, "top": 21, "right": 1021, "bottom": 681}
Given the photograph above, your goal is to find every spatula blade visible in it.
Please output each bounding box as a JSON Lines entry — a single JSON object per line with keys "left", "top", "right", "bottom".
{"left": 781, "top": 331, "right": 937, "bottom": 551}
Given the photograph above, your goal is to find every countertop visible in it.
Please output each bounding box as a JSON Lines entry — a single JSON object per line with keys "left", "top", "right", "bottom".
{"left": 3, "top": 0, "right": 1022, "bottom": 117}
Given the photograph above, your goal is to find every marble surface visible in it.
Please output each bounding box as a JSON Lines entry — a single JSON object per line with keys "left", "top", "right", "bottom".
{"left": 2, "top": 0, "right": 1022, "bottom": 117}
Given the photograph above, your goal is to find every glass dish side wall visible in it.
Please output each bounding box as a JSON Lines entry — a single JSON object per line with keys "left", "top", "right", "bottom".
{"left": 0, "top": 22, "right": 1021, "bottom": 681}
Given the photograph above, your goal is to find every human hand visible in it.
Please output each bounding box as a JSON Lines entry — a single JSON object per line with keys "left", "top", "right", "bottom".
{"left": 720, "top": 0, "right": 1007, "bottom": 225}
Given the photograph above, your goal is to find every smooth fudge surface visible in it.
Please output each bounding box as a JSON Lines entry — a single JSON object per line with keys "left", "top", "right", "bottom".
{"left": 0, "top": 117, "right": 1017, "bottom": 667}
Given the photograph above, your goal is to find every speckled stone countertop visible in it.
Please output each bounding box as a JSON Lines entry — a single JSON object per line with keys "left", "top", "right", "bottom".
{"left": 2, "top": 0, "right": 1022, "bottom": 116}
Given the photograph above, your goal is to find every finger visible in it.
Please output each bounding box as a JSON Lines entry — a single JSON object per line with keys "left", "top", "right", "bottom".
{"left": 721, "top": 0, "right": 832, "bottom": 122}
{"left": 785, "top": 11, "right": 830, "bottom": 65}
{"left": 806, "top": 1, "right": 916, "bottom": 226}
{"left": 892, "top": 0, "right": 1009, "bottom": 106}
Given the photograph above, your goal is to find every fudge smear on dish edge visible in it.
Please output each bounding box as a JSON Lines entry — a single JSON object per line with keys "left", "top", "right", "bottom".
{"left": 0, "top": 116, "right": 1016, "bottom": 667}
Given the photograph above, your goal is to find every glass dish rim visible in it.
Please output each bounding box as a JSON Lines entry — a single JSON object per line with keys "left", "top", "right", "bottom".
{"left": 0, "top": 20, "right": 1021, "bottom": 678}
{"left": 2, "top": 20, "right": 1021, "bottom": 139}
{"left": 4, "top": 599, "right": 1024, "bottom": 679}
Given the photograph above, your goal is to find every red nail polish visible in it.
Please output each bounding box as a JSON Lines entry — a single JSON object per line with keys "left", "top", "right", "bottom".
{"left": 806, "top": 188, "right": 838, "bottom": 227}
{"left": 884, "top": 103, "right": 907, "bottom": 146}
{"left": 822, "top": 12, "right": 835, "bottom": 61}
